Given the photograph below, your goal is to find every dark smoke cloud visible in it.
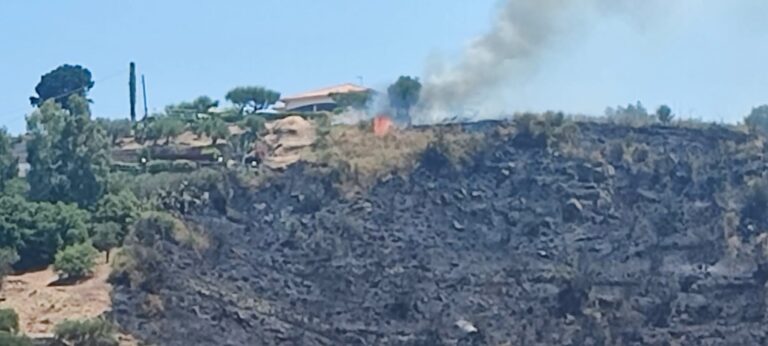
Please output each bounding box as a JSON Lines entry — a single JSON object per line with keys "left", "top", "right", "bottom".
{"left": 415, "top": 0, "right": 666, "bottom": 123}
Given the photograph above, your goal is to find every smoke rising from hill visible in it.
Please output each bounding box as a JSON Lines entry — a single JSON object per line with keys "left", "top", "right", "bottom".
{"left": 415, "top": 0, "right": 662, "bottom": 124}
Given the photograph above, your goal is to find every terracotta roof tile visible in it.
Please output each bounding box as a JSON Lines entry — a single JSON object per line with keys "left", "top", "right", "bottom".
{"left": 281, "top": 83, "right": 369, "bottom": 101}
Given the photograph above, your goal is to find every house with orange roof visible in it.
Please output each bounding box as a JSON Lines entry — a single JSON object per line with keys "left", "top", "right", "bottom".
{"left": 277, "top": 83, "right": 370, "bottom": 112}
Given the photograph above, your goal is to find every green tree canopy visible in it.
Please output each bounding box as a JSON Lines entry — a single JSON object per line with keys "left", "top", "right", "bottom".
{"left": 656, "top": 105, "right": 673, "bottom": 123}
{"left": 0, "top": 196, "right": 89, "bottom": 270}
{"left": 29, "top": 64, "right": 94, "bottom": 111}
{"left": 54, "top": 242, "right": 99, "bottom": 280}
{"left": 91, "top": 223, "right": 120, "bottom": 262}
{"left": 166, "top": 96, "right": 219, "bottom": 120}
{"left": 0, "top": 128, "right": 19, "bottom": 191}
{"left": 93, "top": 190, "right": 140, "bottom": 241}
{"left": 230, "top": 115, "right": 267, "bottom": 163}
{"left": 148, "top": 116, "right": 185, "bottom": 144}
{"left": 225, "top": 86, "right": 281, "bottom": 114}
{"left": 242, "top": 115, "right": 266, "bottom": 134}
{"left": 136, "top": 114, "right": 162, "bottom": 144}
{"left": 26, "top": 97, "right": 110, "bottom": 207}
{"left": 331, "top": 91, "right": 373, "bottom": 111}
{"left": 193, "top": 117, "right": 230, "bottom": 145}
{"left": 388, "top": 76, "right": 422, "bottom": 118}
{"left": 96, "top": 118, "right": 132, "bottom": 145}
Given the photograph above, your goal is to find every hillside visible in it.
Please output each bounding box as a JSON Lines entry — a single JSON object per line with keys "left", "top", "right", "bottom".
{"left": 109, "top": 118, "right": 768, "bottom": 345}
{"left": 0, "top": 264, "right": 112, "bottom": 337}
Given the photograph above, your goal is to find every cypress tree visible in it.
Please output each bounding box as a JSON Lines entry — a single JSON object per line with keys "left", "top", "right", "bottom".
{"left": 129, "top": 62, "right": 137, "bottom": 123}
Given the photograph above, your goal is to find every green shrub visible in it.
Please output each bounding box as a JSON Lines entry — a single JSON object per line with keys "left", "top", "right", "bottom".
{"left": 132, "top": 212, "right": 208, "bottom": 250}
{"left": 0, "top": 332, "right": 32, "bottom": 346}
{"left": 54, "top": 318, "right": 117, "bottom": 346}
{"left": 53, "top": 243, "right": 99, "bottom": 280}
{"left": 241, "top": 115, "right": 266, "bottom": 135}
{"left": 656, "top": 105, "right": 674, "bottom": 124}
{"left": 109, "top": 245, "right": 164, "bottom": 292}
{"left": 220, "top": 112, "right": 244, "bottom": 123}
{"left": 192, "top": 117, "right": 230, "bottom": 145}
{"left": 146, "top": 160, "right": 173, "bottom": 174}
{"left": 0, "top": 308, "right": 19, "bottom": 334}
{"left": 201, "top": 146, "right": 222, "bottom": 158}
{"left": 171, "top": 160, "right": 198, "bottom": 173}
{"left": 132, "top": 212, "right": 175, "bottom": 245}
{"left": 0, "top": 248, "right": 18, "bottom": 288}
{"left": 314, "top": 114, "right": 333, "bottom": 149}
{"left": 511, "top": 113, "right": 552, "bottom": 148}
{"left": 2, "top": 178, "right": 28, "bottom": 197}
{"left": 138, "top": 147, "right": 152, "bottom": 163}
{"left": 110, "top": 162, "right": 141, "bottom": 174}
{"left": 108, "top": 247, "right": 135, "bottom": 282}
{"left": 91, "top": 223, "right": 120, "bottom": 263}
{"left": 93, "top": 190, "right": 141, "bottom": 238}
{"left": 145, "top": 160, "right": 198, "bottom": 174}
{"left": 510, "top": 112, "right": 580, "bottom": 151}
{"left": 112, "top": 212, "right": 207, "bottom": 292}
{"left": 96, "top": 118, "right": 132, "bottom": 145}
{"left": 128, "top": 168, "right": 223, "bottom": 200}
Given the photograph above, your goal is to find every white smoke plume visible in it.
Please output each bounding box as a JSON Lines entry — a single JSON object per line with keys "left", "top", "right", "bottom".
{"left": 415, "top": 0, "right": 664, "bottom": 124}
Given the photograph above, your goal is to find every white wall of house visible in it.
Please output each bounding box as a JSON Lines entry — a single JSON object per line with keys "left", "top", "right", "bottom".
{"left": 283, "top": 95, "right": 335, "bottom": 111}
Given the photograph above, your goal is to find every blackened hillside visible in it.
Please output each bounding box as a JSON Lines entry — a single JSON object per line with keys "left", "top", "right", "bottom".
{"left": 112, "top": 120, "right": 768, "bottom": 345}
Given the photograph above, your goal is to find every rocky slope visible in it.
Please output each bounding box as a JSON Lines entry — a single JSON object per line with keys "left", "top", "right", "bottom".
{"left": 111, "top": 120, "right": 768, "bottom": 345}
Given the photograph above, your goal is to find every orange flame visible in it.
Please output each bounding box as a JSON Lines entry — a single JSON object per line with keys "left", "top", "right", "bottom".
{"left": 373, "top": 115, "right": 393, "bottom": 137}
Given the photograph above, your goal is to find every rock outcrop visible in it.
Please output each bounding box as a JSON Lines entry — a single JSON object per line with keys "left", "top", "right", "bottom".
{"left": 261, "top": 116, "right": 316, "bottom": 169}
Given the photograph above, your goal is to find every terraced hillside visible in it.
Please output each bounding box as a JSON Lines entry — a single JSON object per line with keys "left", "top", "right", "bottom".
{"left": 111, "top": 119, "right": 768, "bottom": 345}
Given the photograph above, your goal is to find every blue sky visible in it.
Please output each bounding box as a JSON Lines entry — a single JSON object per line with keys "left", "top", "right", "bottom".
{"left": 1, "top": 1, "right": 768, "bottom": 133}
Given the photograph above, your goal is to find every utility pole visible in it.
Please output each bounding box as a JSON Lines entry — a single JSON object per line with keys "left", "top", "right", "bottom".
{"left": 357, "top": 75, "right": 364, "bottom": 86}
{"left": 141, "top": 74, "right": 148, "bottom": 120}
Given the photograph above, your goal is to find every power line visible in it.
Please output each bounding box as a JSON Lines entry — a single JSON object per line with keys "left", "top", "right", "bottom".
{"left": 0, "top": 67, "right": 130, "bottom": 122}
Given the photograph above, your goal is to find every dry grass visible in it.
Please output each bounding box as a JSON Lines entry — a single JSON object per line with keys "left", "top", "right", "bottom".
{"left": 722, "top": 211, "right": 744, "bottom": 257}
{"left": 134, "top": 211, "right": 210, "bottom": 252}
{"left": 300, "top": 124, "right": 486, "bottom": 194}
{"left": 110, "top": 248, "right": 138, "bottom": 286}
{"left": 0, "top": 264, "right": 112, "bottom": 337}
{"left": 301, "top": 125, "right": 433, "bottom": 193}
{"left": 172, "top": 220, "right": 210, "bottom": 253}
{"left": 142, "top": 294, "right": 164, "bottom": 317}
{"left": 303, "top": 125, "right": 433, "bottom": 168}
{"left": 431, "top": 126, "right": 488, "bottom": 167}
{"left": 110, "top": 212, "right": 209, "bottom": 294}
{"left": 118, "top": 125, "right": 244, "bottom": 151}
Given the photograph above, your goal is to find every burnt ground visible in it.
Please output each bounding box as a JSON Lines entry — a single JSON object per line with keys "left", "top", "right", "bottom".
{"left": 112, "top": 120, "right": 768, "bottom": 345}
